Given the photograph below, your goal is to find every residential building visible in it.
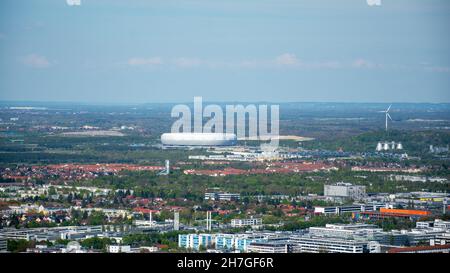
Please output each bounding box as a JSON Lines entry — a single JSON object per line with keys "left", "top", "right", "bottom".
{"left": 231, "top": 217, "right": 262, "bottom": 228}
{"left": 214, "top": 234, "right": 263, "bottom": 252}
{"left": 107, "top": 245, "right": 131, "bottom": 253}
{"left": 178, "top": 234, "right": 213, "bottom": 250}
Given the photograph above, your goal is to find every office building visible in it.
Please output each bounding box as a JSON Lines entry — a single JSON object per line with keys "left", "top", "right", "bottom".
{"left": 308, "top": 224, "right": 382, "bottom": 240}
{"left": 314, "top": 203, "right": 386, "bottom": 215}
{"left": 204, "top": 192, "right": 240, "bottom": 201}
{"left": 247, "top": 241, "right": 291, "bottom": 253}
{"left": 324, "top": 183, "right": 366, "bottom": 200}
{"left": 289, "top": 235, "right": 368, "bottom": 253}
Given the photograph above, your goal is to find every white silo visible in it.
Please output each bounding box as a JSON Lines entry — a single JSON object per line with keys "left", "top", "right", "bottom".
{"left": 383, "top": 142, "right": 389, "bottom": 150}
{"left": 396, "top": 142, "right": 403, "bottom": 150}
{"left": 376, "top": 142, "right": 383, "bottom": 152}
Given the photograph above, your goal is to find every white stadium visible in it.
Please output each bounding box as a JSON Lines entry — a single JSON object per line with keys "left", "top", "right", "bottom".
{"left": 161, "top": 133, "right": 237, "bottom": 146}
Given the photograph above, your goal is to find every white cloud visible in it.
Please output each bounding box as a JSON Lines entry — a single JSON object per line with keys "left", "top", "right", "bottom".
{"left": 367, "top": 0, "right": 381, "bottom": 6}
{"left": 66, "top": 0, "right": 81, "bottom": 6}
{"left": 20, "top": 54, "right": 52, "bottom": 68}
{"left": 424, "top": 66, "right": 450, "bottom": 73}
{"left": 352, "top": 58, "right": 381, "bottom": 69}
{"left": 275, "top": 53, "right": 300, "bottom": 66}
{"left": 125, "top": 54, "right": 436, "bottom": 73}
{"left": 173, "top": 57, "right": 202, "bottom": 68}
{"left": 128, "top": 57, "right": 163, "bottom": 66}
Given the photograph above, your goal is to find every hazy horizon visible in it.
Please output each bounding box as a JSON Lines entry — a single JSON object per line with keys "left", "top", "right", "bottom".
{"left": 1, "top": 99, "right": 450, "bottom": 107}
{"left": 1, "top": 0, "right": 450, "bottom": 103}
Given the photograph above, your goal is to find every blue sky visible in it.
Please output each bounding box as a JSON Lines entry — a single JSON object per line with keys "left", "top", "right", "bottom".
{"left": 0, "top": 0, "right": 449, "bottom": 103}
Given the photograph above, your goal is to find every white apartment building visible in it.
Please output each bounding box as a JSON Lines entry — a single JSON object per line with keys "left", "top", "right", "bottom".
{"left": 107, "top": 245, "right": 131, "bottom": 253}
{"left": 231, "top": 217, "right": 262, "bottom": 228}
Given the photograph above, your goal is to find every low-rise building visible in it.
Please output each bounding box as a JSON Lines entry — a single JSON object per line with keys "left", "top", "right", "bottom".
{"left": 107, "top": 245, "right": 131, "bottom": 253}
{"left": 388, "top": 244, "right": 450, "bottom": 253}
{"left": 290, "top": 235, "right": 368, "bottom": 253}
{"left": 231, "top": 217, "right": 262, "bottom": 228}
{"left": 178, "top": 234, "right": 213, "bottom": 250}
{"left": 214, "top": 233, "right": 264, "bottom": 252}
{"left": 247, "top": 241, "right": 291, "bottom": 253}
{"left": 0, "top": 236, "right": 7, "bottom": 252}
{"left": 324, "top": 183, "right": 366, "bottom": 200}
{"left": 314, "top": 203, "right": 386, "bottom": 215}
{"left": 204, "top": 192, "right": 240, "bottom": 201}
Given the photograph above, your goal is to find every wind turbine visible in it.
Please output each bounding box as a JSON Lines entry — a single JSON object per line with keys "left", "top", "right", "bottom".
{"left": 381, "top": 104, "right": 392, "bottom": 131}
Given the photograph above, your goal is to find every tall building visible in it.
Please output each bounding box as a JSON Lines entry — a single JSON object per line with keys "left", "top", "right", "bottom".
{"left": 173, "top": 211, "right": 180, "bottom": 231}
{"left": 157, "top": 160, "right": 170, "bottom": 175}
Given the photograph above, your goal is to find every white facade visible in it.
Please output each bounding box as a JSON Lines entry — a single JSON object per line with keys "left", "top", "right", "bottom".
{"left": 324, "top": 183, "right": 366, "bottom": 200}
{"left": 247, "top": 242, "right": 289, "bottom": 253}
{"left": 108, "top": 245, "right": 131, "bottom": 253}
{"left": 161, "top": 133, "right": 237, "bottom": 146}
{"left": 0, "top": 236, "right": 7, "bottom": 252}
{"left": 231, "top": 217, "right": 262, "bottom": 228}
{"left": 308, "top": 224, "right": 382, "bottom": 240}
{"left": 290, "top": 236, "right": 367, "bottom": 253}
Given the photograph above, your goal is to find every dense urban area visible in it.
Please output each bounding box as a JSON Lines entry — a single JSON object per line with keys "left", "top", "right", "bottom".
{"left": 0, "top": 102, "right": 449, "bottom": 253}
